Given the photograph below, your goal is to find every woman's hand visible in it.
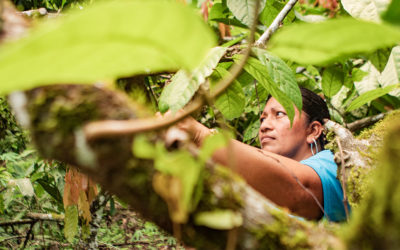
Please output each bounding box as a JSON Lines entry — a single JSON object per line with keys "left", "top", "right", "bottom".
{"left": 161, "top": 110, "right": 212, "bottom": 146}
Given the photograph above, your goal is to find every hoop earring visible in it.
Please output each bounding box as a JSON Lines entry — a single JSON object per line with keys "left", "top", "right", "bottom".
{"left": 310, "top": 138, "right": 319, "bottom": 156}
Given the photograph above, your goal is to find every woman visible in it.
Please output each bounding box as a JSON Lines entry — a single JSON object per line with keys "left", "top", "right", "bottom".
{"left": 177, "top": 87, "right": 348, "bottom": 222}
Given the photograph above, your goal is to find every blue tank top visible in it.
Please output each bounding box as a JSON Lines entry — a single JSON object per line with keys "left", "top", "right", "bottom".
{"left": 301, "top": 150, "right": 350, "bottom": 222}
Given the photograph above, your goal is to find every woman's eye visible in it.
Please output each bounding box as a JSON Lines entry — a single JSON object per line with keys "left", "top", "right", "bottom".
{"left": 276, "top": 111, "right": 286, "bottom": 117}
{"left": 260, "top": 117, "right": 265, "bottom": 123}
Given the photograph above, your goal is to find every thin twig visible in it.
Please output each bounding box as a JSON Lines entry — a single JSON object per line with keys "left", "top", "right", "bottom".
{"left": 26, "top": 212, "right": 64, "bottom": 221}
{"left": 336, "top": 137, "right": 349, "bottom": 222}
{"left": 0, "top": 219, "right": 36, "bottom": 226}
{"left": 347, "top": 112, "right": 387, "bottom": 132}
{"left": 255, "top": 0, "right": 298, "bottom": 47}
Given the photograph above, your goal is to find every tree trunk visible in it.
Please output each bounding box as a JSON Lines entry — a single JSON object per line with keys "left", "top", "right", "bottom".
{"left": 8, "top": 85, "right": 343, "bottom": 249}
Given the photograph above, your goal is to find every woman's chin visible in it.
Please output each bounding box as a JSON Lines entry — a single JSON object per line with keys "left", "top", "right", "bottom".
{"left": 261, "top": 144, "right": 279, "bottom": 154}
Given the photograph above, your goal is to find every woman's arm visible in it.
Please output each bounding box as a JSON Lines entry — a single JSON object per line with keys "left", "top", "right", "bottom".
{"left": 175, "top": 115, "right": 324, "bottom": 220}
{"left": 212, "top": 140, "right": 323, "bottom": 220}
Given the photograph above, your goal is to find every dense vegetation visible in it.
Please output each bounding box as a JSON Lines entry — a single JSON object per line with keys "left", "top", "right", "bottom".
{"left": 1, "top": 0, "right": 400, "bottom": 248}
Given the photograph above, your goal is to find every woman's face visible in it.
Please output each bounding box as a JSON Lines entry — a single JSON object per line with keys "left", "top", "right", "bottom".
{"left": 258, "top": 98, "right": 311, "bottom": 160}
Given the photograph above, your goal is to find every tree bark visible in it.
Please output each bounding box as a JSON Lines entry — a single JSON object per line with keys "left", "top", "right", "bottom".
{"left": 8, "top": 84, "right": 343, "bottom": 249}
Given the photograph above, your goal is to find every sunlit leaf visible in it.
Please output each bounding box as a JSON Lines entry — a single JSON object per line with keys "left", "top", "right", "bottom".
{"left": 159, "top": 47, "right": 226, "bottom": 113}
{"left": 14, "top": 178, "right": 34, "bottom": 197}
{"left": 341, "top": 0, "right": 391, "bottom": 22}
{"left": 194, "top": 209, "right": 243, "bottom": 230}
{"left": 252, "top": 48, "right": 302, "bottom": 111}
{"left": 210, "top": 67, "right": 245, "bottom": 120}
{"left": 347, "top": 84, "right": 400, "bottom": 111}
{"left": 322, "top": 67, "right": 344, "bottom": 98}
{"left": 269, "top": 18, "right": 400, "bottom": 65}
{"left": 0, "top": 0, "right": 216, "bottom": 94}
{"left": 226, "top": 0, "right": 266, "bottom": 27}
{"left": 236, "top": 55, "right": 296, "bottom": 124}
{"left": 380, "top": 46, "right": 400, "bottom": 97}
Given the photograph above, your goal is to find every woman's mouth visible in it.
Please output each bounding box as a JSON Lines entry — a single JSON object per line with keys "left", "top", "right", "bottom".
{"left": 261, "top": 135, "right": 275, "bottom": 144}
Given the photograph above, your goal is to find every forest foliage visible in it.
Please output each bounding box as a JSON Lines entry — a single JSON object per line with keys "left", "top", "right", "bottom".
{"left": 1, "top": 0, "right": 400, "bottom": 248}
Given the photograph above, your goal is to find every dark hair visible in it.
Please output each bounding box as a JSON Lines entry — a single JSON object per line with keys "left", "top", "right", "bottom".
{"left": 299, "top": 87, "right": 330, "bottom": 149}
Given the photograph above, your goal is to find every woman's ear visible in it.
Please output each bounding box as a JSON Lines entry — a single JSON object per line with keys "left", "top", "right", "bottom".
{"left": 306, "top": 121, "right": 323, "bottom": 144}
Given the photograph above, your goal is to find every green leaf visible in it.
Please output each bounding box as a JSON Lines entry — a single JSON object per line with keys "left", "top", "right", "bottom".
{"left": 209, "top": 3, "right": 248, "bottom": 28}
{"left": 243, "top": 119, "right": 260, "bottom": 142}
{"left": 351, "top": 68, "right": 369, "bottom": 82}
{"left": 341, "top": 0, "right": 390, "bottom": 22}
{"left": 199, "top": 133, "right": 228, "bottom": 163}
{"left": 15, "top": 178, "right": 34, "bottom": 197}
{"left": 159, "top": 47, "right": 226, "bottom": 112}
{"left": 380, "top": 46, "right": 400, "bottom": 97}
{"left": 382, "top": 0, "right": 400, "bottom": 25}
{"left": 132, "top": 134, "right": 155, "bottom": 159}
{"left": 194, "top": 209, "right": 243, "bottom": 230}
{"left": 64, "top": 205, "right": 78, "bottom": 243}
{"left": 239, "top": 56, "right": 296, "bottom": 123}
{"left": 259, "top": 0, "right": 295, "bottom": 27}
{"left": 347, "top": 84, "right": 400, "bottom": 111}
{"left": 210, "top": 67, "right": 245, "bottom": 120}
{"left": 154, "top": 150, "right": 203, "bottom": 213}
{"left": 322, "top": 67, "right": 344, "bottom": 98}
{"left": 0, "top": 0, "right": 216, "bottom": 95}
{"left": 226, "top": 0, "right": 266, "bottom": 27}
{"left": 368, "top": 48, "right": 392, "bottom": 72}
{"left": 37, "top": 178, "right": 63, "bottom": 204}
{"left": 269, "top": 18, "right": 400, "bottom": 65}
{"left": 252, "top": 48, "right": 302, "bottom": 111}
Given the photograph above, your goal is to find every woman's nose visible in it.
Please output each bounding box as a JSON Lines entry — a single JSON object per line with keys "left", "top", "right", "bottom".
{"left": 260, "top": 117, "right": 273, "bottom": 132}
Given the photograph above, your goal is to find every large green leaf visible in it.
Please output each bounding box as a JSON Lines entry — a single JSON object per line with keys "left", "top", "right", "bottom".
{"left": 382, "top": 0, "right": 400, "bottom": 25}
{"left": 341, "top": 0, "right": 390, "bottom": 22}
{"left": 347, "top": 84, "right": 400, "bottom": 111}
{"left": 226, "top": 0, "right": 266, "bottom": 27}
{"left": 252, "top": 48, "right": 302, "bottom": 111}
{"left": 0, "top": 0, "right": 216, "bottom": 95}
{"left": 159, "top": 47, "right": 227, "bottom": 113}
{"left": 269, "top": 18, "right": 400, "bottom": 65}
{"left": 322, "top": 67, "right": 344, "bottom": 98}
{"left": 238, "top": 56, "right": 296, "bottom": 123}
{"left": 64, "top": 205, "right": 78, "bottom": 243}
{"left": 210, "top": 67, "right": 245, "bottom": 120}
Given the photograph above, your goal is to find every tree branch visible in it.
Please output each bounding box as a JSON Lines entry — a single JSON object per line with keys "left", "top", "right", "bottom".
{"left": 83, "top": 0, "right": 261, "bottom": 140}
{"left": 347, "top": 112, "right": 387, "bottom": 132}
{"left": 255, "top": 0, "right": 298, "bottom": 47}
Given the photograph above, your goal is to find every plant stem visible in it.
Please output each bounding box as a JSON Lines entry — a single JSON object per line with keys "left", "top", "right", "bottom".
{"left": 255, "top": 0, "right": 298, "bottom": 47}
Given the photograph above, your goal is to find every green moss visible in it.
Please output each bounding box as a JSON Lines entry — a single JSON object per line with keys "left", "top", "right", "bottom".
{"left": 253, "top": 207, "right": 310, "bottom": 249}
{"left": 342, "top": 122, "right": 400, "bottom": 249}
